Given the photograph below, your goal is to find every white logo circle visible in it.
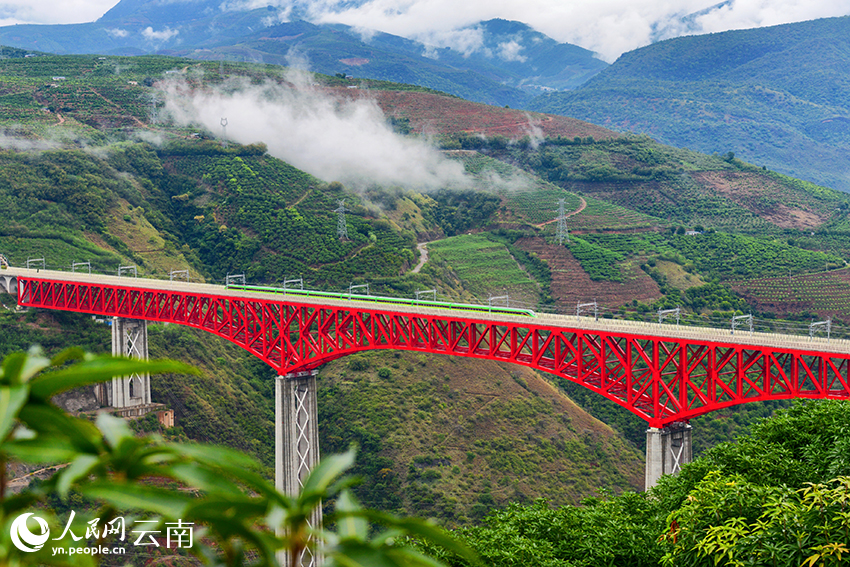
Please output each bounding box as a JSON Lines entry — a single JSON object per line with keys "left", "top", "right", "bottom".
{"left": 10, "top": 513, "right": 50, "bottom": 553}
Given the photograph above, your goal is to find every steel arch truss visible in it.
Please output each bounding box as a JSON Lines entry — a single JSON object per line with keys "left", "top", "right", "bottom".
{"left": 17, "top": 277, "right": 850, "bottom": 427}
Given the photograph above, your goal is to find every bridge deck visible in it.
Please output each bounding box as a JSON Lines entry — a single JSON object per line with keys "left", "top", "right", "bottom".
{"left": 4, "top": 267, "right": 844, "bottom": 355}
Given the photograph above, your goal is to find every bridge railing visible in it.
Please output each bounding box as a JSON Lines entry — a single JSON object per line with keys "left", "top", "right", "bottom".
{"left": 3, "top": 262, "right": 849, "bottom": 348}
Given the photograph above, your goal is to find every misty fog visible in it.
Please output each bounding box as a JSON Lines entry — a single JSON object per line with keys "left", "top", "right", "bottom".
{"left": 162, "top": 71, "right": 474, "bottom": 192}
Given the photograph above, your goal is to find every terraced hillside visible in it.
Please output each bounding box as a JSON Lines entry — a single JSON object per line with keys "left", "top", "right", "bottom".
{"left": 425, "top": 235, "right": 542, "bottom": 307}
{"left": 730, "top": 268, "right": 850, "bottom": 321}
{"left": 484, "top": 140, "right": 850, "bottom": 233}
{"left": 4, "top": 53, "right": 850, "bottom": 527}
{"left": 445, "top": 152, "right": 659, "bottom": 231}
{"left": 515, "top": 236, "right": 661, "bottom": 309}
{"left": 367, "top": 90, "right": 618, "bottom": 140}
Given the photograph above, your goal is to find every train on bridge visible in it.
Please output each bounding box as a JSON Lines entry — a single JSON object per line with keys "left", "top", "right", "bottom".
{"left": 226, "top": 283, "right": 538, "bottom": 319}
{"left": 6, "top": 265, "right": 850, "bottom": 489}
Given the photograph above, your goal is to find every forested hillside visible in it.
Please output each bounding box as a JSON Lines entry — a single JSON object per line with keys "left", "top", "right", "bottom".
{"left": 0, "top": 0, "right": 607, "bottom": 110}
{"left": 2, "top": 53, "right": 850, "bottom": 536}
{"left": 530, "top": 15, "right": 850, "bottom": 192}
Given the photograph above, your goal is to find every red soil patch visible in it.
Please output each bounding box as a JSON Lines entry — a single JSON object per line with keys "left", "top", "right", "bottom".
{"left": 339, "top": 58, "right": 369, "bottom": 66}
{"left": 334, "top": 89, "right": 619, "bottom": 140}
{"left": 692, "top": 171, "right": 828, "bottom": 229}
{"left": 516, "top": 236, "right": 662, "bottom": 309}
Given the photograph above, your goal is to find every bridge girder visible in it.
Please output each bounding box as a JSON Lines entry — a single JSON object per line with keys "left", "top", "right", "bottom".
{"left": 15, "top": 275, "right": 850, "bottom": 428}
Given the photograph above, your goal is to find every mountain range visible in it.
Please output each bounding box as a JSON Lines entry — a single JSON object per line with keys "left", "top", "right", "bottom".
{"left": 3, "top": 1, "right": 849, "bottom": 194}
{"left": 0, "top": 0, "right": 606, "bottom": 108}
{"left": 531, "top": 16, "right": 850, "bottom": 192}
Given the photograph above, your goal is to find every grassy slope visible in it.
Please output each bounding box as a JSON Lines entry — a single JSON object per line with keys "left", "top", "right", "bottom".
{"left": 425, "top": 234, "right": 541, "bottom": 307}
{"left": 317, "top": 350, "right": 643, "bottom": 524}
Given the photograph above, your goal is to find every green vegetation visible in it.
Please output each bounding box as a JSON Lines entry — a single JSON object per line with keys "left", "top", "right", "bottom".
{"left": 0, "top": 306, "right": 109, "bottom": 357}
{"left": 425, "top": 190, "right": 501, "bottom": 236}
{"left": 495, "top": 136, "right": 850, "bottom": 232}
{"left": 442, "top": 151, "right": 659, "bottom": 231}
{"left": 558, "top": 230, "right": 843, "bottom": 300}
{"left": 317, "top": 351, "right": 643, "bottom": 524}
{"left": 416, "top": 399, "right": 850, "bottom": 566}
{"left": 649, "top": 281, "right": 752, "bottom": 315}
{"left": 487, "top": 229, "right": 554, "bottom": 304}
{"left": 0, "top": 348, "right": 477, "bottom": 566}
{"left": 148, "top": 324, "right": 277, "bottom": 468}
{"left": 0, "top": 309, "right": 278, "bottom": 470}
{"left": 565, "top": 193, "right": 659, "bottom": 231}
{"left": 557, "top": 376, "right": 790, "bottom": 455}
{"left": 667, "top": 232, "right": 842, "bottom": 280}
{"left": 425, "top": 234, "right": 540, "bottom": 305}
{"left": 565, "top": 237, "right": 624, "bottom": 282}
{"left": 161, "top": 150, "right": 416, "bottom": 284}
{"left": 0, "top": 139, "right": 418, "bottom": 286}
{"left": 729, "top": 268, "right": 850, "bottom": 322}
{"left": 530, "top": 16, "right": 850, "bottom": 192}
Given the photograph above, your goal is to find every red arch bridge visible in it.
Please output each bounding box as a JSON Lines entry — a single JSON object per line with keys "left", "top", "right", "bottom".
{"left": 5, "top": 268, "right": 850, "bottom": 492}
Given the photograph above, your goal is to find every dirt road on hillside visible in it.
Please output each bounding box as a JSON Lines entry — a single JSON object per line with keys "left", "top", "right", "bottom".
{"left": 411, "top": 242, "right": 430, "bottom": 273}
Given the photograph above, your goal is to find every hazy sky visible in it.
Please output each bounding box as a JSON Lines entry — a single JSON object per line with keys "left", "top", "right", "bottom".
{"left": 1, "top": 0, "right": 849, "bottom": 60}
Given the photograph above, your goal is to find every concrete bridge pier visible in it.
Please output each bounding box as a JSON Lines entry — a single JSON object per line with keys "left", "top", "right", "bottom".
{"left": 0, "top": 273, "right": 16, "bottom": 295}
{"left": 102, "top": 317, "right": 152, "bottom": 410}
{"left": 276, "top": 369, "right": 322, "bottom": 567}
{"left": 645, "top": 422, "right": 692, "bottom": 490}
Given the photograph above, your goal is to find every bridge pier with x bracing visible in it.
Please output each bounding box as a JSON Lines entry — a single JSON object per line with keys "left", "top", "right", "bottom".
{"left": 276, "top": 370, "right": 322, "bottom": 567}
{"left": 7, "top": 267, "right": 850, "bottom": 500}
{"left": 645, "top": 422, "right": 693, "bottom": 488}
{"left": 103, "top": 317, "right": 154, "bottom": 412}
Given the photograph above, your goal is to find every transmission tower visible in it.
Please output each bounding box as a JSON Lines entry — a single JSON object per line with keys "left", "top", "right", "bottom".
{"left": 556, "top": 199, "right": 570, "bottom": 245}
{"left": 149, "top": 93, "right": 159, "bottom": 124}
{"left": 335, "top": 200, "right": 349, "bottom": 241}
{"left": 220, "top": 117, "right": 228, "bottom": 148}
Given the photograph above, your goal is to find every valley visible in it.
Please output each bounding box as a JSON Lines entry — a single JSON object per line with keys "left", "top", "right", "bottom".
{"left": 0, "top": 38, "right": 850, "bottom": 565}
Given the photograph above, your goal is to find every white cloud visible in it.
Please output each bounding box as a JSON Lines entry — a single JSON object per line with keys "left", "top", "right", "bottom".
{"left": 1, "top": 0, "right": 849, "bottom": 62}
{"left": 0, "top": 0, "right": 115, "bottom": 25}
{"left": 142, "top": 26, "right": 179, "bottom": 42}
{"left": 261, "top": 7, "right": 293, "bottom": 27}
{"left": 302, "top": 0, "right": 850, "bottom": 62}
{"left": 688, "top": 0, "right": 850, "bottom": 34}
{"left": 219, "top": 0, "right": 293, "bottom": 13}
{"left": 497, "top": 40, "right": 526, "bottom": 62}
{"left": 161, "top": 73, "right": 471, "bottom": 191}
{"left": 352, "top": 25, "right": 378, "bottom": 42}
{"left": 105, "top": 27, "right": 129, "bottom": 38}
{"left": 417, "top": 27, "right": 485, "bottom": 58}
